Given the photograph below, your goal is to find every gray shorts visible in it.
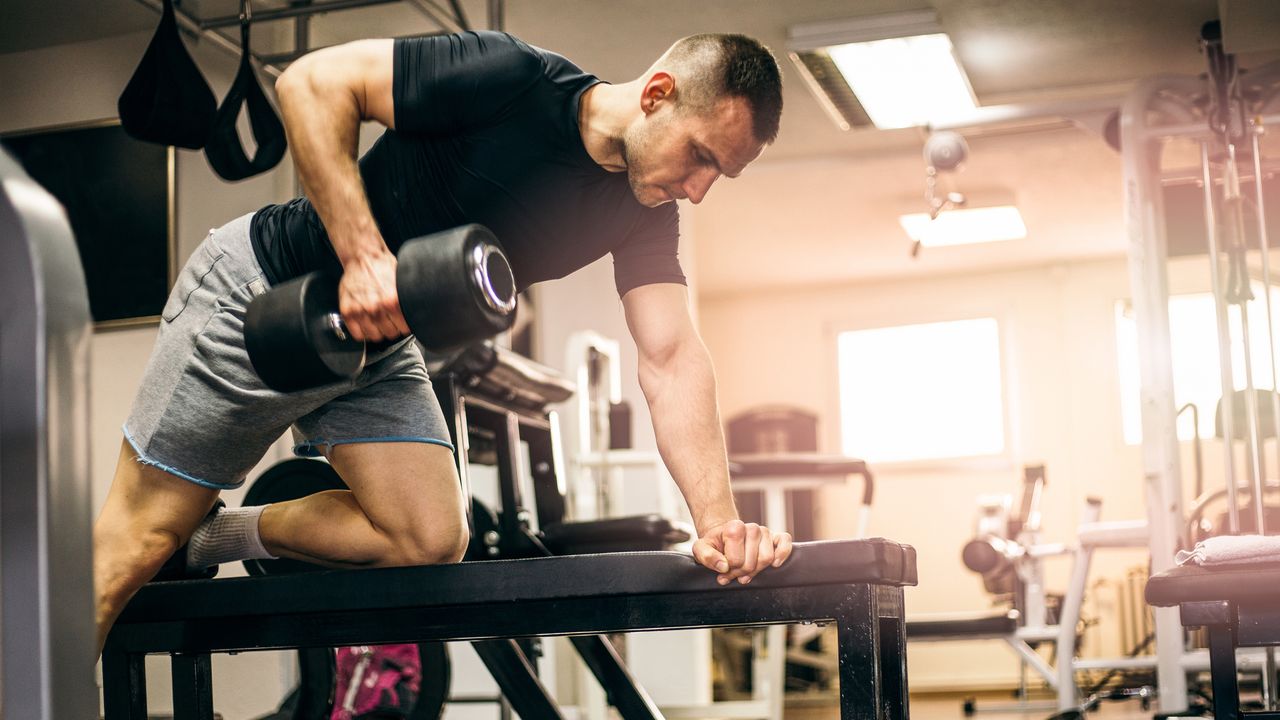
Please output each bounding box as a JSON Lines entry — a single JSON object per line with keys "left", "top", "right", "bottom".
{"left": 123, "top": 213, "right": 453, "bottom": 491}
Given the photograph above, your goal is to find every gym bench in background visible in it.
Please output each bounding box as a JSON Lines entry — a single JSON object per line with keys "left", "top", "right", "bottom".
{"left": 1147, "top": 563, "right": 1280, "bottom": 720}
{"left": 103, "top": 538, "right": 916, "bottom": 720}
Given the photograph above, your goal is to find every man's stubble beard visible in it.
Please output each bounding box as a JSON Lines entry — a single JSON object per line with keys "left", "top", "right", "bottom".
{"left": 620, "top": 120, "right": 662, "bottom": 207}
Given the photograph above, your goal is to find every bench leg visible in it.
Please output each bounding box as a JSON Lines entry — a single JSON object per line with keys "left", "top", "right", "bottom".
{"left": 877, "top": 586, "right": 910, "bottom": 720}
{"left": 1206, "top": 624, "right": 1240, "bottom": 720}
{"left": 171, "top": 652, "right": 215, "bottom": 720}
{"left": 570, "top": 635, "right": 664, "bottom": 720}
{"left": 473, "top": 639, "right": 564, "bottom": 720}
{"left": 837, "top": 585, "right": 883, "bottom": 720}
{"left": 102, "top": 647, "right": 148, "bottom": 720}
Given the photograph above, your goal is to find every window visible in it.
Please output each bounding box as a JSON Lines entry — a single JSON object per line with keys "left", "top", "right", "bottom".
{"left": 1115, "top": 287, "right": 1280, "bottom": 444}
{"left": 837, "top": 318, "right": 1005, "bottom": 463}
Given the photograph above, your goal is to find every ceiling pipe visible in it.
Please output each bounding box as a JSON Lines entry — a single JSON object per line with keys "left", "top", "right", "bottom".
{"left": 200, "top": 0, "right": 402, "bottom": 29}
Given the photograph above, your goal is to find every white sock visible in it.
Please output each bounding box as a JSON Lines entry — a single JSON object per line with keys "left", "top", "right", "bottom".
{"left": 186, "top": 504, "right": 276, "bottom": 570}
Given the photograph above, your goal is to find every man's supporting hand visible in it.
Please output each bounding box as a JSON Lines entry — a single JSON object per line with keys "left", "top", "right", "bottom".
{"left": 693, "top": 519, "right": 793, "bottom": 586}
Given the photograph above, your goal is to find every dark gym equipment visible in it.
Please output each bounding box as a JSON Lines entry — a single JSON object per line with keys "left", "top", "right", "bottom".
{"left": 1, "top": 148, "right": 97, "bottom": 718}
{"left": 117, "top": 0, "right": 217, "bottom": 149}
{"left": 203, "top": 0, "right": 288, "bottom": 181}
{"left": 398, "top": 225, "right": 518, "bottom": 351}
{"left": 245, "top": 224, "right": 516, "bottom": 392}
{"left": 104, "top": 539, "right": 917, "bottom": 720}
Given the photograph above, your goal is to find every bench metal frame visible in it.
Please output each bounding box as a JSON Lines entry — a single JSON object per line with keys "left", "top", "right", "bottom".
{"left": 103, "top": 544, "right": 912, "bottom": 720}
{"left": 1179, "top": 600, "right": 1280, "bottom": 720}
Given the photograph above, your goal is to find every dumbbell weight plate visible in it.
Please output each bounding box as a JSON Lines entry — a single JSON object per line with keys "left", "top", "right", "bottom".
{"left": 397, "top": 224, "right": 517, "bottom": 352}
{"left": 245, "top": 272, "right": 367, "bottom": 392}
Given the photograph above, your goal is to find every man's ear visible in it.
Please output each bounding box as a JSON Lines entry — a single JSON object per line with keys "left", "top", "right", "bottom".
{"left": 640, "top": 72, "right": 676, "bottom": 115}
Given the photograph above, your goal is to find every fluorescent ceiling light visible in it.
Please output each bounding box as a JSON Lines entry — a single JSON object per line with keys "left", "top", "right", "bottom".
{"left": 899, "top": 206, "right": 1027, "bottom": 248}
{"left": 789, "top": 11, "right": 978, "bottom": 130}
{"left": 827, "top": 35, "right": 976, "bottom": 129}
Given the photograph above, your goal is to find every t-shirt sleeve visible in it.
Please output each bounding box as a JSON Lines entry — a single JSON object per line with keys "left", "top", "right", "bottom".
{"left": 394, "top": 31, "right": 545, "bottom": 134}
{"left": 612, "top": 205, "right": 686, "bottom": 297}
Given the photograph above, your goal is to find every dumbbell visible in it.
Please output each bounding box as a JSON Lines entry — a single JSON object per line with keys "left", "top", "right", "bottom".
{"left": 245, "top": 224, "right": 517, "bottom": 392}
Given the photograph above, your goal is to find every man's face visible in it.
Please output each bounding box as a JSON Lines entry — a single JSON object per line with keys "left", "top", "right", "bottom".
{"left": 623, "top": 95, "right": 765, "bottom": 208}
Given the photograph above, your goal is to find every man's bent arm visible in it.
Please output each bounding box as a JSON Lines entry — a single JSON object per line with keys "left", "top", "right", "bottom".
{"left": 275, "top": 39, "right": 407, "bottom": 341}
{"left": 275, "top": 39, "right": 395, "bottom": 266}
{"left": 622, "top": 283, "right": 737, "bottom": 535}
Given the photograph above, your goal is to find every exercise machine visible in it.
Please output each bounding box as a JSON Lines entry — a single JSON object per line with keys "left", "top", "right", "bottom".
{"left": 0, "top": 148, "right": 96, "bottom": 719}
{"left": 1131, "top": 19, "right": 1280, "bottom": 712}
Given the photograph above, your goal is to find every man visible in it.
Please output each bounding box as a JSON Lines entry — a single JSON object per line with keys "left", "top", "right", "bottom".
{"left": 93, "top": 30, "right": 792, "bottom": 653}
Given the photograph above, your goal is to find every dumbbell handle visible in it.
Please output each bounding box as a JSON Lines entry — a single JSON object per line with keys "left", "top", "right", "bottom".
{"left": 321, "top": 312, "right": 412, "bottom": 344}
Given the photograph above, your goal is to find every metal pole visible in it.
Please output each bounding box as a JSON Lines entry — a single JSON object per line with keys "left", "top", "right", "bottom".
{"left": 1251, "top": 127, "right": 1280, "bottom": 523}
{"left": 488, "top": 0, "right": 504, "bottom": 31}
{"left": 1224, "top": 140, "right": 1269, "bottom": 535}
{"left": 1203, "top": 141, "right": 1243, "bottom": 533}
{"left": 1121, "top": 74, "right": 1203, "bottom": 715}
{"left": 294, "top": 14, "right": 310, "bottom": 58}
{"left": 1145, "top": 115, "right": 1280, "bottom": 142}
{"left": 1248, "top": 121, "right": 1280, "bottom": 710}
{"left": 200, "top": 0, "right": 401, "bottom": 28}
{"left": 405, "top": 0, "right": 466, "bottom": 33}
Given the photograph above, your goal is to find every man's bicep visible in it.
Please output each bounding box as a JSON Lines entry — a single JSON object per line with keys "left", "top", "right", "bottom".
{"left": 622, "top": 283, "right": 696, "bottom": 367}
{"left": 280, "top": 39, "right": 396, "bottom": 128}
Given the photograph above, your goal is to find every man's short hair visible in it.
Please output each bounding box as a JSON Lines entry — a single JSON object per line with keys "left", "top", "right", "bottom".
{"left": 666, "top": 34, "right": 783, "bottom": 144}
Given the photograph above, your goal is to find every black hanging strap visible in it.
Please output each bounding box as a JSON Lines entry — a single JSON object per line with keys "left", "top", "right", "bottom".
{"left": 118, "top": 0, "right": 217, "bottom": 149}
{"left": 205, "top": 0, "right": 289, "bottom": 181}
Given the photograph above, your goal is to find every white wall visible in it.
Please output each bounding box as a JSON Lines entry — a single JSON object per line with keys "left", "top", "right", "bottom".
{"left": 0, "top": 29, "right": 300, "bottom": 719}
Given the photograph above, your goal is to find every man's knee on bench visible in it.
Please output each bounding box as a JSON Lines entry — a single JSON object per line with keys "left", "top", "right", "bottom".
{"left": 380, "top": 516, "right": 469, "bottom": 567}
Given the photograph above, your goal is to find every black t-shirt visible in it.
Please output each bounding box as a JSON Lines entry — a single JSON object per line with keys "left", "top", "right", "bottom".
{"left": 250, "top": 31, "right": 685, "bottom": 297}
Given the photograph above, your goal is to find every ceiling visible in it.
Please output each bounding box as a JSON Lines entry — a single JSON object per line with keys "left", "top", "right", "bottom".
{"left": 5, "top": 1, "right": 1280, "bottom": 294}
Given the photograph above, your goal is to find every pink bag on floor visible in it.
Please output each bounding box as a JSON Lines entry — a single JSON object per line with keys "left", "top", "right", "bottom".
{"left": 331, "top": 644, "right": 422, "bottom": 720}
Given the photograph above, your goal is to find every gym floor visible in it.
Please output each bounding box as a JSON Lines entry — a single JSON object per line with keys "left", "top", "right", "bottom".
{"left": 785, "top": 693, "right": 1153, "bottom": 720}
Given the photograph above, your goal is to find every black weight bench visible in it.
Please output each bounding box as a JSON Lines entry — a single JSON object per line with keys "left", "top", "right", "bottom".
{"left": 103, "top": 538, "right": 916, "bottom": 720}
{"left": 1146, "top": 562, "right": 1280, "bottom": 720}
{"left": 906, "top": 610, "right": 1020, "bottom": 640}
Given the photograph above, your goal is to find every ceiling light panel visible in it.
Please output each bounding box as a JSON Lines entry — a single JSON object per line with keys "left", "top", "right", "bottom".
{"left": 789, "top": 11, "right": 978, "bottom": 130}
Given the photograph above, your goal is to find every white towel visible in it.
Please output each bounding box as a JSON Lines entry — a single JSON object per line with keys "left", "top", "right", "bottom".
{"left": 1175, "top": 534, "right": 1280, "bottom": 566}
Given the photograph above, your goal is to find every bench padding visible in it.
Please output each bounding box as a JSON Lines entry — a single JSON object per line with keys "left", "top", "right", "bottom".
{"left": 906, "top": 610, "right": 1019, "bottom": 639}
{"left": 120, "top": 538, "right": 916, "bottom": 624}
{"left": 1145, "top": 561, "right": 1280, "bottom": 606}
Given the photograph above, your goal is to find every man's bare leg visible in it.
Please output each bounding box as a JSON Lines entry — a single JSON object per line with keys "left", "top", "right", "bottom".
{"left": 93, "top": 438, "right": 221, "bottom": 654}
{"left": 258, "top": 441, "right": 468, "bottom": 569}
{"left": 94, "top": 439, "right": 466, "bottom": 655}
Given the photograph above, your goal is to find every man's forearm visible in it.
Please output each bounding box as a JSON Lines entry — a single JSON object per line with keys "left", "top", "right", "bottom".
{"left": 276, "top": 62, "right": 385, "bottom": 264}
{"left": 640, "top": 340, "right": 738, "bottom": 535}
